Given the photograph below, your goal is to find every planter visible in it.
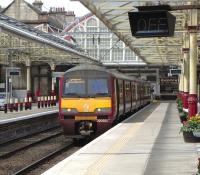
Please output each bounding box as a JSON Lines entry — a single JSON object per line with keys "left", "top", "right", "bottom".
{"left": 183, "top": 131, "right": 200, "bottom": 143}
{"left": 193, "top": 131, "right": 200, "bottom": 137}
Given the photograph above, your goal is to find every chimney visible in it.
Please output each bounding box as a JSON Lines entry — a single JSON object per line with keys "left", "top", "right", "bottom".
{"left": 33, "top": 0, "right": 43, "bottom": 11}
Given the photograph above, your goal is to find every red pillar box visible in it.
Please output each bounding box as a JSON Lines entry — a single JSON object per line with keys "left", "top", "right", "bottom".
{"left": 182, "top": 92, "right": 189, "bottom": 109}
{"left": 188, "top": 94, "right": 198, "bottom": 118}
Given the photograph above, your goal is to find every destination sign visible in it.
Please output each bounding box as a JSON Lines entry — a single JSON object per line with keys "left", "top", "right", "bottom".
{"left": 170, "top": 69, "right": 181, "bottom": 75}
{"left": 128, "top": 11, "right": 176, "bottom": 38}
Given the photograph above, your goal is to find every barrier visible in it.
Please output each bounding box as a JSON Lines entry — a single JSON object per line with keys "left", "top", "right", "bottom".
{"left": 53, "top": 96, "right": 56, "bottom": 106}
{"left": 9, "top": 98, "right": 14, "bottom": 112}
{"left": 14, "top": 98, "right": 18, "bottom": 112}
{"left": 4, "top": 103, "right": 7, "bottom": 113}
{"left": 29, "top": 97, "right": 32, "bottom": 110}
{"left": 20, "top": 98, "right": 23, "bottom": 111}
{"left": 44, "top": 96, "right": 47, "bottom": 107}
{"left": 37, "top": 96, "right": 41, "bottom": 108}
{"left": 48, "top": 96, "right": 51, "bottom": 107}
{"left": 25, "top": 97, "right": 28, "bottom": 110}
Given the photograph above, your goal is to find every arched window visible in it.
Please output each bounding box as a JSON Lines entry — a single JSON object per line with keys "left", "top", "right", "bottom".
{"left": 87, "top": 18, "right": 97, "bottom": 27}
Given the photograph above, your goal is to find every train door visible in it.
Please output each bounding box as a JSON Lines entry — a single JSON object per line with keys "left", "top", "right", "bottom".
{"left": 130, "top": 82, "right": 133, "bottom": 110}
{"left": 131, "top": 82, "right": 136, "bottom": 110}
{"left": 122, "top": 80, "right": 125, "bottom": 114}
{"left": 117, "top": 79, "right": 124, "bottom": 116}
{"left": 115, "top": 79, "right": 120, "bottom": 121}
{"left": 135, "top": 83, "right": 138, "bottom": 109}
{"left": 125, "top": 81, "right": 131, "bottom": 112}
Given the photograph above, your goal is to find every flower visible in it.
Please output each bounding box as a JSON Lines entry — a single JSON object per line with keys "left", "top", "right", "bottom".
{"left": 180, "top": 115, "right": 200, "bottom": 133}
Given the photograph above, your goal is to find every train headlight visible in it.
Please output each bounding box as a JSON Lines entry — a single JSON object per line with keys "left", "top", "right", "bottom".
{"left": 94, "top": 108, "right": 111, "bottom": 114}
{"left": 61, "top": 108, "right": 77, "bottom": 114}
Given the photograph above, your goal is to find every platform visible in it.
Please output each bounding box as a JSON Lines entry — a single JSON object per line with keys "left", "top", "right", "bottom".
{"left": 43, "top": 102, "right": 198, "bottom": 175}
{"left": 0, "top": 104, "right": 58, "bottom": 124}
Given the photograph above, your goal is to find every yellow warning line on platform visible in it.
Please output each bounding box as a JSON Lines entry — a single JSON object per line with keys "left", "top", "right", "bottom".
{"left": 86, "top": 122, "right": 143, "bottom": 175}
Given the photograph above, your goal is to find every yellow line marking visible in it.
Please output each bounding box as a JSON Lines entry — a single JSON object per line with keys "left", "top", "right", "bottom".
{"left": 86, "top": 122, "right": 143, "bottom": 175}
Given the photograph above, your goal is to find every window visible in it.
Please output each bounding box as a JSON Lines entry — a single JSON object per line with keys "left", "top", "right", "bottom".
{"left": 125, "top": 49, "right": 136, "bottom": 61}
{"left": 87, "top": 18, "right": 97, "bottom": 26}
{"left": 113, "top": 49, "right": 123, "bottom": 61}
{"left": 64, "top": 79, "right": 86, "bottom": 96}
{"left": 88, "top": 79, "right": 108, "bottom": 96}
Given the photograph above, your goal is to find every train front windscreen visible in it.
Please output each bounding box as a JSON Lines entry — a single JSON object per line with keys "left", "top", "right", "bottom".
{"left": 63, "top": 77, "right": 110, "bottom": 98}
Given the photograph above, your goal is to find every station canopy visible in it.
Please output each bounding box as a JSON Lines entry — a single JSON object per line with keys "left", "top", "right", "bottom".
{"left": 77, "top": 0, "right": 197, "bottom": 66}
{"left": 0, "top": 13, "right": 99, "bottom": 66}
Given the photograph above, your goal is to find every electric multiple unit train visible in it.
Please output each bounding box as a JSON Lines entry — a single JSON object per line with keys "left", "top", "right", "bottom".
{"left": 59, "top": 65, "right": 151, "bottom": 136}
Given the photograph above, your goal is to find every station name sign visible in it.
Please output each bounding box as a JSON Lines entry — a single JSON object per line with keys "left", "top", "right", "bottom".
{"left": 169, "top": 69, "right": 181, "bottom": 76}
{"left": 128, "top": 11, "right": 176, "bottom": 38}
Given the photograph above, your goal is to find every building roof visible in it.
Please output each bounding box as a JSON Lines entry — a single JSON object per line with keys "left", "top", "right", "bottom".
{"left": 2, "top": 0, "right": 63, "bottom": 30}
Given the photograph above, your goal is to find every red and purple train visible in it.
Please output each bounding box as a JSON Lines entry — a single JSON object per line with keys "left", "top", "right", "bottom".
{"left": 59, "top": 64, "right": 151, "bottom": 136}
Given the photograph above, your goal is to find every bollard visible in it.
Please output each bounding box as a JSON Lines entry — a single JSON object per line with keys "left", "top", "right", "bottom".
{"left": 29, "top": 97, "right": 32, "bottom": 110}
{"left": 47, "top": 96, "right": 50, "bottom": 107}
{"left": 25, "top": 97, "right": 28, "bottom": 110}
{"left": 9, "top": 98, "right": 14, "bottom": 112}
{"left": 44, "top": 96, "right": 47, "bottom": 107}
{"left": 50, "top": 96, "right": 53, "bottom": 106}
{"left": 20, "top": 98, "right": 23, "bottom": 111}
{"left": 53, "top": 96, "right": 56, "bottom": 106}
{"left": 37, "top": 96, "right": 41, "bottom": 108}
{"left": 4, "top": 103, "right": 7, "bottom": 113}
{"left": 14, "top": 98, "right": 18, "bottom": 112}
{"left": 41, "top": 96, "right": 44, "bottom": 108}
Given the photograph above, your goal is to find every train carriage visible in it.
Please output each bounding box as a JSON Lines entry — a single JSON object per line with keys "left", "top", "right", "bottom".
{"left": 59, "top": 64, "right": 151, "bottom": 136}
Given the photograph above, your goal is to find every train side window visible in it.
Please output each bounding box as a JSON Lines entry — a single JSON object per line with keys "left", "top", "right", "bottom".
{"left": 131, "top": 82, "right": 135, "bottom": 100}
{"left": 118, "top": 80, "right": 123, "bottom": 104}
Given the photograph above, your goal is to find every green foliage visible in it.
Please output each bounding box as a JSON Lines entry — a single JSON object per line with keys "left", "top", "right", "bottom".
{"left": 176, "top": 98, "right": 183, "bottom": 113}
{"left": 180, "top": 115, "right": 200, "bottom": 133}
{"left": 179, "top": 112, "right": 188, "bottom": 122}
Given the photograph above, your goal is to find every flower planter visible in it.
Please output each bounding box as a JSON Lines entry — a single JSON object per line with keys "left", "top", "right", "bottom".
{"left": 193, "top": 131, "right": 200, "bottom": 137}
{"left": 183, "top": 131, "right": 200, "bottom": 143}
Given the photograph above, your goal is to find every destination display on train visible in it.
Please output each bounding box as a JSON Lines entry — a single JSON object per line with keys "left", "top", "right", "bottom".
{"left": 128, "top": 11, "right": 176, "bottom": 38}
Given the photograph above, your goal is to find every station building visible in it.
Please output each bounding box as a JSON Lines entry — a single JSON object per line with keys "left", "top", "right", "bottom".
{"left": 0, "top": 0, "right": 180, "bottom": 101}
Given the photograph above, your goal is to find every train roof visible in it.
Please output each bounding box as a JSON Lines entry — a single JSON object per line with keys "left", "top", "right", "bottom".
{"left": 64, "top": 64, "right": 147, "bottom": 83}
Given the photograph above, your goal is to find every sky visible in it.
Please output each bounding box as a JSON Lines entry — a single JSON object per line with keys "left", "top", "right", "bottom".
{"left": 0, "top": 0, "right": 90, "bottom": 17}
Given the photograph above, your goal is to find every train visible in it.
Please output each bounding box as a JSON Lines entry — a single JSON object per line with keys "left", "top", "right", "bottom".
{"left": 59, "top": 64, "right": 151, "bottom": 136}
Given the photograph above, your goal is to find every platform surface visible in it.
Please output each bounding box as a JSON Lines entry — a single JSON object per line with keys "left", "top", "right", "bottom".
{"left": 0, "top": 104, "right": 58, "bottom": 123}
{"left": 43, "top": 102, "right": 198, "bottom": 175}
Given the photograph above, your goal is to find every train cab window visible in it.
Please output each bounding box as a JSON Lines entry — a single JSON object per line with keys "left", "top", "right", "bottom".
{"left": 88, "top": 78, "right": 109, "bottom": 96}
{"left": 63, "top": 78, "right": 86, "bottom": 97}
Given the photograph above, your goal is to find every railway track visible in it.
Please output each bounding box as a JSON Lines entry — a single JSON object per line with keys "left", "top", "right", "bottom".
{"left": 13, "top": 141, "right": 74, "bottom": 175}
{"left": 0, "top": 127, "right": 63, "bottom": 159}
{"left": 0, "top": 127, "right": 79, "bottom": 175}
